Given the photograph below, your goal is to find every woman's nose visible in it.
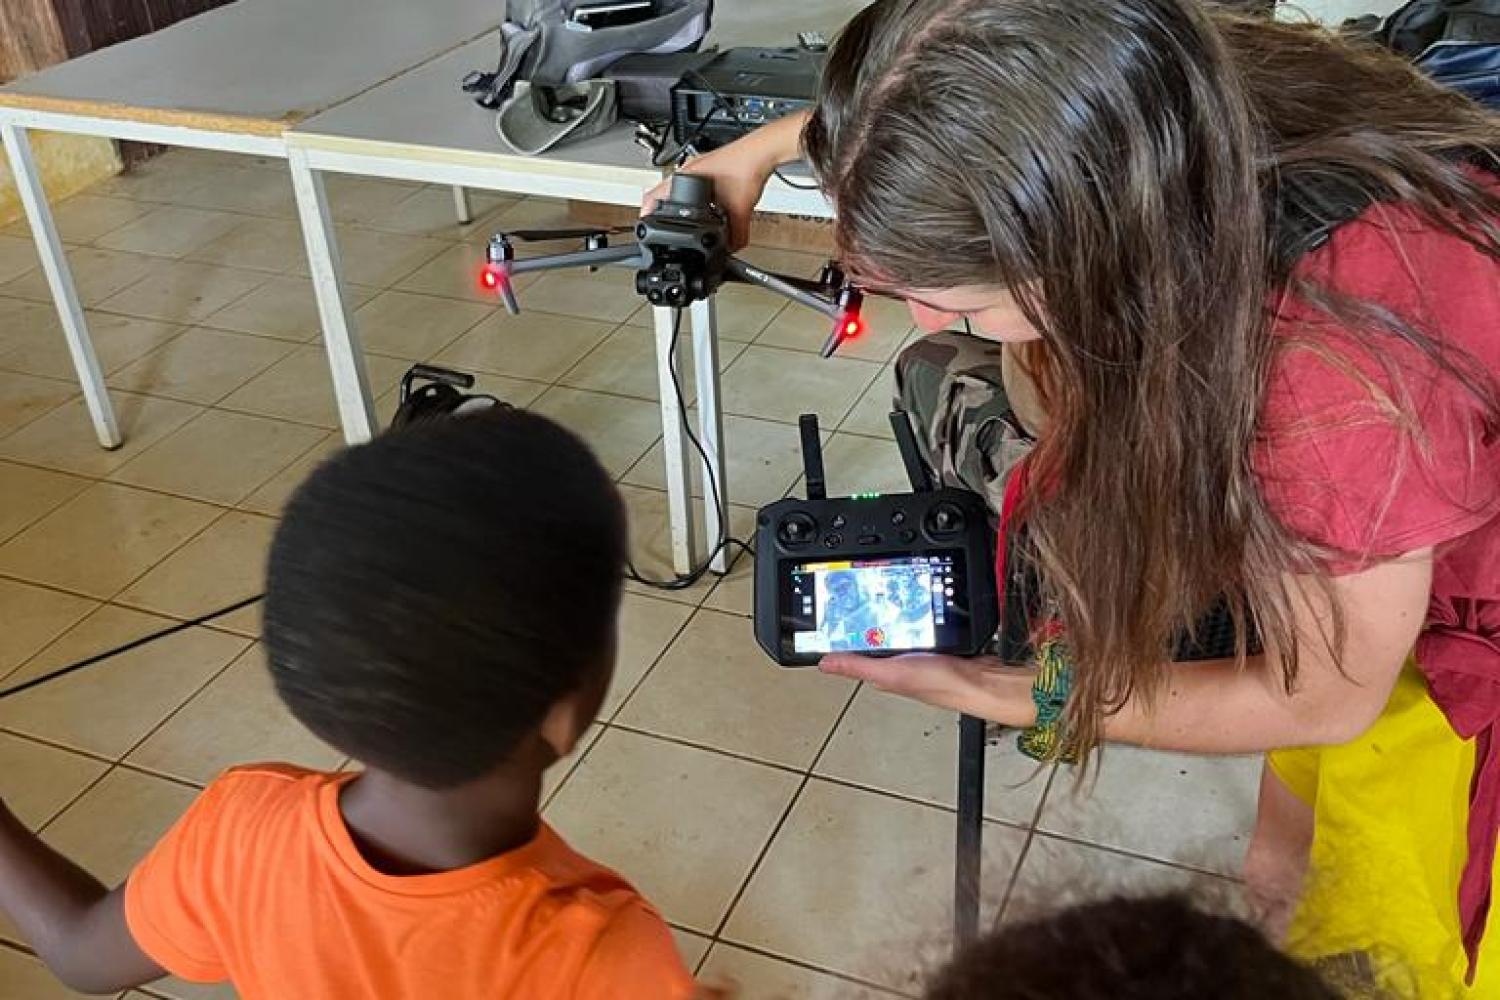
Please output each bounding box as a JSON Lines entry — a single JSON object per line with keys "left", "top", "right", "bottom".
{"left": 907, "top": 301, "right": 960, "bottom": 333}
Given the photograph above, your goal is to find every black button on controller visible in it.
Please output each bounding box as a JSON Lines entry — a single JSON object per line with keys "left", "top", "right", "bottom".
{"left": 823, "top": 533, "right": 843, "bottom": 548}
{"left": 831, "top": 514, "right": 847, "bottom": 529}
{"left": 891, "top": 510, "right": 907, "bottom": 526}
{"left": 857, "top": 533, "right": 880, "bottom": 545}
{"left": 925, "top": 502, "right": 966, "bottom": 537}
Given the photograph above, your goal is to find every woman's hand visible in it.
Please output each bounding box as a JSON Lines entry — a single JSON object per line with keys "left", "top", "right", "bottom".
{"left": 641, "top": 111, "right": 811, "bottom": 251}
{"left": 820, "top": 653, "right": 1040, "bottom": 727}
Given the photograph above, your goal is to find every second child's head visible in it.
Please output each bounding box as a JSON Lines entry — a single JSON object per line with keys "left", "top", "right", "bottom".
{"left": 263, "top": 410, "right": 626, "bottom": 790}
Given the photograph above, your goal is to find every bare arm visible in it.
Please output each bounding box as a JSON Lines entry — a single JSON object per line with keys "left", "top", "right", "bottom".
{"left": 822, "top": 551, "right": 1431, "bottom": 753}
{"left": 0, "top": 803, "right": 164, "bottom": 994}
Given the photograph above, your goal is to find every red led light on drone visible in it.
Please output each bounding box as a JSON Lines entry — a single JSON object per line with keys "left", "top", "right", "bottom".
{"left": 843, "top": 318, "right": 861, "bottom": 338}
{"left": 479, "top": 266, "right": 505, "bottom": 292}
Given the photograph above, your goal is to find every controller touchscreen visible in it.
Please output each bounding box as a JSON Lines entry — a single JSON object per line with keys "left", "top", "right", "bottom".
{"left": 786, "top": 552, "right": 966, "bottom": 655}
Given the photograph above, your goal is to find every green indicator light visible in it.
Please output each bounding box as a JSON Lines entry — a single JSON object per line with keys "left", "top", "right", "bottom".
{"left": 852, "top": 492, "right": 882, "bottom": 500}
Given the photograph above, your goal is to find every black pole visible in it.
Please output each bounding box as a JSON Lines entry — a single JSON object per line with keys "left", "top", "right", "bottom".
{"left": 955, "top": 712, "right": 986, "bottom": 948}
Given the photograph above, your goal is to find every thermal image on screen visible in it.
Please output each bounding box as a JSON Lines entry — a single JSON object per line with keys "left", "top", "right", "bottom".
{"left": 791, "top": 555, "right": 950, "bottom": 655}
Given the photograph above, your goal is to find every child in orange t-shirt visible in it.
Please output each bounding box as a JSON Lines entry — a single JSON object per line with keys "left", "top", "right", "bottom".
{"left": 0, "top": 409, "right": 695, "bottom": 999}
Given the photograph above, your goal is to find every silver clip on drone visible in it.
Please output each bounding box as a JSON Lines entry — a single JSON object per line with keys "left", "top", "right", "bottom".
{"left": 478, "top": 173, "right": 867, "bottom": 357}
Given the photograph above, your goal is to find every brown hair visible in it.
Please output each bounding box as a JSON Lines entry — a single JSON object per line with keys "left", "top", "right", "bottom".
{"left": 804, "top": 0, "right": 1500, "bottom": 756}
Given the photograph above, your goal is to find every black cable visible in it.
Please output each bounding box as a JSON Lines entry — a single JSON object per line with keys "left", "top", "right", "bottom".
{"left": 626, "top": 307, "right": 755, "bottom": 590}
{"left": 0, "top": 594, "right": 265, "bottom": 701}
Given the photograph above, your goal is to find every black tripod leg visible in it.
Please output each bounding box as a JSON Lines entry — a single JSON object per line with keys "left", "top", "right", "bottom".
{"left": 955, "top": 712, "right": 985, "bottom": 949}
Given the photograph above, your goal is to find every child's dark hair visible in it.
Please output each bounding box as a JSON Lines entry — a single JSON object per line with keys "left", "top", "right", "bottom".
{"left": 927, "top": 893, "right": 1343, "bottom": 999}
{"left": 264, "top": 409, "right": 627, "bottom": 789}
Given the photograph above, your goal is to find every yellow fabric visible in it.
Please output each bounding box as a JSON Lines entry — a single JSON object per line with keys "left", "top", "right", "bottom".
{"left": 1269, "top": 665, "right": 1496, "bottom": 998}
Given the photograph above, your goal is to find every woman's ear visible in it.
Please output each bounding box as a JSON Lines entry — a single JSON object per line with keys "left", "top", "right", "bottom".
{"left": 538, "top": 689, "right": 593, "bottom": 760}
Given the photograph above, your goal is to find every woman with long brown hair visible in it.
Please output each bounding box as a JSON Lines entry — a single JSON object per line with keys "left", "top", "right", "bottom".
{"left": 647, "top": 0, "right": 1500, "bottom": 993}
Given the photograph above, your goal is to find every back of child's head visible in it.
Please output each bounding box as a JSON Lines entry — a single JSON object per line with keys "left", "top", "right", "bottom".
{"left": 926, "top": 893, "right": 1344, "bottom": 1000}
{"left": 263, "top": 409, "right": 626, "bottom": 790}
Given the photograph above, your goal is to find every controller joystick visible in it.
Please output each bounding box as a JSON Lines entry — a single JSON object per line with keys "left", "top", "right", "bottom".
{"left": 926, "top": 502, "right": 967, "bottom": 537}
{"left": 777, "top": 512, "right": 817, "bottom": 546}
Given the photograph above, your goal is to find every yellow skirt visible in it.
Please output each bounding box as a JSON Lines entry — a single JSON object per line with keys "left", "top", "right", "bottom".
{"left": 1271, "top": 665, "right": 1496, "bottom": 998}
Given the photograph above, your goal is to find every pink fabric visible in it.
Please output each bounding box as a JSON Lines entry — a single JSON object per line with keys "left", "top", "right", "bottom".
{"left": 1255, "top": 192, "right": 1500, "bottom": 976}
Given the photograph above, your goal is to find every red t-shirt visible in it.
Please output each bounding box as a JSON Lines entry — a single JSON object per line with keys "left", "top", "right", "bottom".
{"left": 1253, "top": 192, "right": 1500, "bottom": 969}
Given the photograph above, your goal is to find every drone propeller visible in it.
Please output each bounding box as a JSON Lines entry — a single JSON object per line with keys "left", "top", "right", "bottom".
{"left": 506, "top": 225, "right": 633, "bottom": 243}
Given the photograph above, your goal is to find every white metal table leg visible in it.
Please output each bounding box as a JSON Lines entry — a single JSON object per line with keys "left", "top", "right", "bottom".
{"left": 654, "top": 305, "right": 698, "bottom": 575}
{"left": 452, "top": 185, "right": 473, "bottom": 224}
{"left": 1, "top": 121, "right": 119, "bottom": 449}
{"left": 287, "top": 147, "right": 377, "bottom": 443}
{"left": 690, "top": 296, "right": 728, "bottom": 573}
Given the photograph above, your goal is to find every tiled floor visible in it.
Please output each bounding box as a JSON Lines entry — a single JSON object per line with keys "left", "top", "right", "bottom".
{"left": 0, "top": 150, "right": 1260, "bottom": 999}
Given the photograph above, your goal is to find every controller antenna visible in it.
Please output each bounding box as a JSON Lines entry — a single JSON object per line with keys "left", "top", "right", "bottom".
{"left": 799, "top": 413, "right": 827, "bottom": 501}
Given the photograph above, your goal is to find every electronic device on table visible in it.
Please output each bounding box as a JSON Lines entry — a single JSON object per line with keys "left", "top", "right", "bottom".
{"left": 754, "top": 412, "right": 998, "bottom": 667}
{"left": 670, "top": 46, "right": 825, "bottom": 151}
{"left": 478, "top": 172, "right": 866, "bottom": 356}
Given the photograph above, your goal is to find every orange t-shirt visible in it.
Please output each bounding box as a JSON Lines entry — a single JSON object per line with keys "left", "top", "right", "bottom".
{"left": 124, "top": 764, "right": 694, "bottom": 1000}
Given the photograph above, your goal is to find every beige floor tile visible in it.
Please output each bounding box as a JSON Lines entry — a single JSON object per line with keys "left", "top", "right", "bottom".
{"left": 353, "top": 289, "right": 490, "bottom": 360}
{"left": 721, "top": 346, "right": 882, "bottom": 427}
{"left": 132, "top": 979, "right": 239, "bottom": 1000}
{"left": 540, "top": 723, "right": 603, "bottom": 806}
{"left": 702, "top": 547, "right": 755, "bottom": 617}
{"left": 110, "top": 410, "right": 326, "bottom": 505}
{"left": 107, "top": 328, "right": 294, "bottom": 404}
{"left": 0, "top": 605, "right": 248, "bottom": 759}
{"left": 218, "top": 347, "right": 410, "bottom": 429}
{"left": 0, "top": 482, "right": 219, "bottom": 599}
{"left": 42, "top": 767, "right": 198, "bottom": 885}
{"left": 0, "top": 370, "right": 76, "bottom": 433}
{"left": 1, "top": 247, "right": 157, "bottom": 306}
{"left": 0, "top": 390, "right": 202, "bottom": 478}
{"left": 722, "top": 779, "right": 1025, "bottom": 993}
{"left": 839, "top": 369, "right": 900, "bottom": 441}
{"left": 673, "top": 928, "right": 713, "bottom": 973}
{"left": 738, "top": 246, "right": 831, "bottom": 278}
{"left": 620, "top": 486, "right": 757, "bottom": 607}
{"left": 185, "top": 217, "right": 305, "bottom": 273}
{"left": 0, "top": 462, "right": 89, "bottom": 545}
{"left": 0, "top": 234, "right": 39, "bottom": 284}
{"left": 1003, "top": 833, "right": 1243, "bottom": 927}
{"left": 816, "top": 432, "right": 918, "bottom": 497}
{"left": 95, "top": 206, "right": 242, "bottom": 259}
{"left": 93, "top": 155, "right": 252, "bottom": 205}
{"left": 0, "top": 731, "right": 108, "bottom": 827}
{"left": 621, "top": 413, "right": 807, "bottom": 507}
{"left": 436, "top": 309, "right": 616, "bottom": 382}
{"left": 484, "top": 196, "right": 581, "bottom": 242}
{"left": 529, "top": 386, "right": 664, "bottom": 478}
{"left": 96, "top": 260, "right": 269, "bottom": 325}
{"left": 0, "top": 301, "right": 185, "bottom": 380}
{"left": 815, "top": 686, "right": 1052, "bottom": 826}
{"left": 756, "top": 296, "right": 915, "bottom": 364}
{"left": 289, "top": 227, "right": 446, "bottom": 288}
{"left": 365, "top": 185, "right": 519, "bottom": 240}
{"left": 1037, "top": 747, "right": 1261, "bottom": 876}
{"left": 699, "top": 944, "right": 904, "bottom": 1000}
{"left": 3, "top": 193, "right": 151, "bottom": 245}
{"left": 0, "top": 578, "right": 97, "bottom": 681}
{"left": 559, "top": 322, "right": 749, "bottom": 405}
{"left": 604, "top": 593, "right": 693, "bottom": 720}
{"left": 236, "top": 433, "right": 342, "bottom": 516}
{"left": 544, "top": 726, "right": 801, "bottom": 933}
{"left": 128, "top": 644, "right": 341, "bottom": 786}
{"left": 323, "top": 176, "right": 423, "bottom": 226}
{"left": 622, "top": 285, "right": 789, "bottom": 342}
{"left": 171, "top": 164, "right": 297, "bottom": 219}
{"left": 617, "top": 608, "right": 856, "bottom": 769}
{"left": 511, "top": 267, "right": 640, "bottom": 324}
{"left": 0, "top": 948, "right": 101, "bottom": 1000}
{"left": 199, "top": 275, "right": 378, "bottom": 342}
{"left": 116, "top": 511, "right": 276, "bottom": 629}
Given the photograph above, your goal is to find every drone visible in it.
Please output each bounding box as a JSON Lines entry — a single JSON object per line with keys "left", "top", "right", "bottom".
{"left": 477, "top": 173, "right": 866, "bottom": 358}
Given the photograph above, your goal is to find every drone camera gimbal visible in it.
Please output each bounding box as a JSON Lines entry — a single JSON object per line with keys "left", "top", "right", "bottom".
{"left": 479, "top": 173, "right": 866, "bottom": 357}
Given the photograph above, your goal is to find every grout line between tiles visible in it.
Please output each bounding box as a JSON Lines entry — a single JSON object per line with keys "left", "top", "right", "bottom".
{"left": 1024, "top": 827, "right": 1248, "bottom": 883}
{"left": 704, "top": 938, "right": 920, "bottom": 999}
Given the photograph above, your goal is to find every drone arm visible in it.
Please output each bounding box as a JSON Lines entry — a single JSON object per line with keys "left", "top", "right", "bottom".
{"left": 508, "top": 243, "right": 648, "bottom": 275}
{"left": 725, "top": 258, "right": 840, "bottom": 318}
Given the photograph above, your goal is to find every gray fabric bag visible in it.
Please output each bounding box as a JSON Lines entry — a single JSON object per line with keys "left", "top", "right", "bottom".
{"left": 463, "top": 0, "right": 713, "bottom": 109}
